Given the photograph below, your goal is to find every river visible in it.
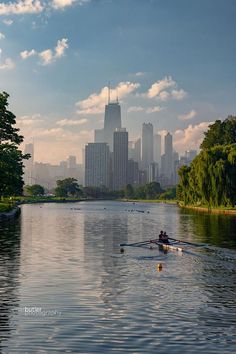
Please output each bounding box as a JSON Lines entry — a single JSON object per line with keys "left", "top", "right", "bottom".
{"left": 0, "top": 201, "right": 236, "bottom": 353}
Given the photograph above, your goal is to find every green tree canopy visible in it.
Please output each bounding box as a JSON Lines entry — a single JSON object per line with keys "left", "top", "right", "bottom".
{"left": 201, "top": 116, "right": 236, "bottom": 150}
{"left": 55, "top": 178, "right": 82, "bottom": 198}
{"left": 0, "top": 92, "right": 29, "bottom": 197}
{"left": 25, "top": 184, "right": 45, "bottom": 196}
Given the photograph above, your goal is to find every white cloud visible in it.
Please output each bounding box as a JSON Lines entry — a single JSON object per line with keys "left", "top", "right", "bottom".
{"left": 0, "top": 50, "right": 15, "bottom": 69}
{"left": 20, "top": 49, "right": 37, "bottom": 59}
{"left": 3, "top": 19, "right": 13, "bottom": 25}
{"left": 171, "top": 89, "right": 187, "bottom": 100}
{"left": 173, "top": 122, "right": 213, "bottom": 154}
{"left": 39, "top": 49, "right": 53, "bottom": 65}
{"left": 76, "top": 81, "right": 140, "bottom": 115}
{"left": 147, "top": 76, "right": 176, "bottom": 98}
{"left": 144, "top": 76, "right": 187, "bottom": 102}
{"left": 17, "top": 114, "right": 44, "bottom": 126}
{"left": 56, "top": 118, "right": 88, "bottom": 126}
{"left": 21, "top": 38, "right": 69, "bottom": 65}
{"left": 178, "top": 110, "right": 197, "bottom": 121}
{"left": 146, "top": 106, "right": 163, "bottom": 114}
{"left": 127, "top": 106, "right": 144, "bottom": 113}
{"left": 135, "top": 71, "right": 145, "bottom": 77}
{"left": 0, "top": 32, "right": 5, "bottom": 39}
{"left": 0, "top": 0, "right": 43, "bottom": 15}
{"left": 51, "top": 0, "right": 89, "bottom": 9}
{"left": 54, "top": 38, "right": 68, "bottom": 58}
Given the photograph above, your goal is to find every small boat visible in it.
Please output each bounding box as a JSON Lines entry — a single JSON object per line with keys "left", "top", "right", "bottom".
{"left": 120, "top": 239, "right": 184, "bottom": 252}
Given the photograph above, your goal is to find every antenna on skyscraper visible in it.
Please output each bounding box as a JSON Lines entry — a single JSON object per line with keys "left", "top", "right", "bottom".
{"left": 108, "top": 81, "right": 111, "bottom": 104}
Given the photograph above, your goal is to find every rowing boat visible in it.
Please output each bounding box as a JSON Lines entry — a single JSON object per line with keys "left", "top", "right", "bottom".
{"left": 120, "top": 239, "right": 184, "bottom": 252}
{"left": 152, "top": 241, "right": 183, "bottom": 252}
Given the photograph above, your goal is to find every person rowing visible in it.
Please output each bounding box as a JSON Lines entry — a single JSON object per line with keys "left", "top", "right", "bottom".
{"left": 159, "top": 230, "right": 169, "bottom": 244}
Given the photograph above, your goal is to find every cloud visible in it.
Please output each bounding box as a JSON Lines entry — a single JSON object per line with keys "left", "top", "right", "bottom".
{"left": 146, "top": 106, "right": 163, "bottom": 114}
{"left": 0, "top": 0, "right": 43, "bottom": 15}
{"left": 51, "top": 0, "right": 89, "bottom": 9}
{"left": 17, "top": 114, "right": 44, "bottom": 126}
{"left": 20, "top": 49, "right": 37, "bottom": 59}
{"left": 147, "top": 76, "right": 176, "bottom": 98}
{"left": 171, "top": 89, "right": 187, "bottom": 100}
{"left": 135, "top": 71, "right": 145, "bottom": 77}
{"left": 127, "top": 106, "right": 144, "bottom": 113}
{"left": 178, "top": 110, "right": 197, "bottom": 121}
{"left": 0, "top": 50, "right": 15, "bottom": 69}
{"left": 173, "top": 122, "right": 213, "bottom": 154}
{"left": 56, "top": 118, "right": 88, "bottom": 126}
{"left": 76, "top": 81, "right": 140, "bottom": 115}
{"left": 0, "top": 32, "right": 5, "bottom": 39}
{"left": 3, "top": 19, "right": 13, "bottom": 25}
{"left": 20, "top": 38, "right": 68, "bottom": 65}
{"left": 144, "top": 76, "right": 187, "bottom": 102}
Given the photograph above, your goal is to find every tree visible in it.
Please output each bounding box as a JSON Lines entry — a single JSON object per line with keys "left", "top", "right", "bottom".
{"left": 25, "top": 184, "right": 45, "bottom": 196}
{"left": 55, "top": 178, "right": 81, "bottom": 198}
{"left": 124, "top": 184, "right": 134, "bottom": 199}
{"left": 145, "top": 182, "right": 162, "bottom": 199}
{"left": 0, "top": 92, "right": 29, "bottom": 197}
{"left": 201, "top": 116, "right": 236, "bottom": 150}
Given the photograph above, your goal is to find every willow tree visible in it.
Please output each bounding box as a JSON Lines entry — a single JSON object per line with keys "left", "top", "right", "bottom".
{"left": 0, "top": 92, "right": 29, "bottom": 197}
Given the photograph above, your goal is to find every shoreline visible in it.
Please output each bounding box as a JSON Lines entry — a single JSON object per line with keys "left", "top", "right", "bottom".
{"left": 180, "top": 204, "right": 236, "bottom": 215}
{"left": 0, "top": 206, "right": 21, "bottom": 223}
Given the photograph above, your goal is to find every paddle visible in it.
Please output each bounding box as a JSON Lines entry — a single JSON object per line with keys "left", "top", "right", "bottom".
{"left": 168, "top": 237, "right": 202, "bottom": 247}
{"left": 120, "top": 238, "right": 159, "bottom": 247}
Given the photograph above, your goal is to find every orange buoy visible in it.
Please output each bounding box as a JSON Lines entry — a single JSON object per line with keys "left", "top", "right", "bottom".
{"left": 157, "top": 263, "right": 163, "bottom": 271}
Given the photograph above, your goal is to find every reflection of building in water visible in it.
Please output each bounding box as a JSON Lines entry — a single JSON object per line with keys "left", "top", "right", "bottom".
{"left": 0, "top": 220, "right": 21, "bottom": 352}
{"left": 83, "top": 207, "right": 128, "bottom": 307}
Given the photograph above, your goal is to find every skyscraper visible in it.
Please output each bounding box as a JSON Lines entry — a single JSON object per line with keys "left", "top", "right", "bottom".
{"left": 113, "top": 128, "right": 128, "bottom": 190}
{"left": 24, "top": 143, "right": 34, "bottom": 185}
{"left": 104, "top": 101, "right": 121, "bottom": 151}
{"left": 161, "top": 132, "right": 173, "bottom": 180}
{"left": 94, "top": 129, "right": 104, "bottom": 143}
{"left": 85, "top": 143, "right": 110, "bottom": 188}
{"left": 142, "top": 123, "right": 153, "bottom": 170}
{"left": 153, "top": 133, "right": 161, "bottom": 166}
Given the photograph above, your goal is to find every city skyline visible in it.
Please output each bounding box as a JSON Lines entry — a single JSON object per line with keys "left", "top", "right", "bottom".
{"left": 1, "top": 0, "right": 236, "bottom": 163}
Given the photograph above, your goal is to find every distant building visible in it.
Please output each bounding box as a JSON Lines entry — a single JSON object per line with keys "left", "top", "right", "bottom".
{"left": 104, "top": 101, "right": 121, "bottom": 151}
{"left": 127, "top": 159, "right": 139, "bottom": 186}
{"left": 85, "top": 143, "right": 110, "bottom": 188}
{"left": 161, "top": 132, "right": 173, "bottom": 181}
{"left": 94, "top": 129, "right": 104, "bottom": 143}
{"left": 23, "top": 143, "right": 34, "bottom": 185}
{"left": 153, "top": 133, "right": 161, "bottom": 166}
{"left": 142, "top": 123, "right": 153, "bottom": 170}
{"left": 113, "top": 128, "right": 128, "bottom": 190}
{"left": 148, "top": 162, "right": 159, "bottom": 183}
{"left": 134, "top": 138, "right": 141, "bottom": 167}
{"left": 185, "top": 150, "right": 197, "bottom": 164}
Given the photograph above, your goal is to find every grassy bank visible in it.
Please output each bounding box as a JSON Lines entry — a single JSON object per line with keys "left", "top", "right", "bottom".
{"left": 120, "top": 198, "right": 177, "bottom": 204}
{"left": 179, "top": 203, "right": 236, "bottom": 215}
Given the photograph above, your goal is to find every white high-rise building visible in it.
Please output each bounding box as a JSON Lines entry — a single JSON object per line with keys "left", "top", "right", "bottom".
{"left": 113, "top": 128, "right": 128, "bottom": 190}
{"left": 142, "top": 123, "right": 153, "bottom": 170}
{"left": 85, "top": 143, "right": 110, "bottom": 188}
{"left": 148, "top": 162, "right": 159, "bottom": 183}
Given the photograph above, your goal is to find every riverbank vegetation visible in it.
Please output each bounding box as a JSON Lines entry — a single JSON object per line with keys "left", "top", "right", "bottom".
{"left": 0, "top": 92, "right": 29, "bottom": 200}
{"left": 177, "top": 116, "right": 236, "bottom": 210}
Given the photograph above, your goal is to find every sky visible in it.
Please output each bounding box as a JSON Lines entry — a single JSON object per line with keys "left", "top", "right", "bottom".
{"left": 0, "top": 0, "right": 236, "bottom": 164}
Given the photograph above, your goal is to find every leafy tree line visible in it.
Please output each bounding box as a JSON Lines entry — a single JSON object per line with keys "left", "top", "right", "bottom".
{"left": 0, "top": 92, "right": 29, "bottom": 199}
{"left": 177, "top": 116, "right": 236, "bottom": 208}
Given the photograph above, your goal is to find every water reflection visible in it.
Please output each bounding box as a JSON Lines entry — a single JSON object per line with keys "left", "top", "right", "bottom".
{"left": 179, "top": 209, "right": 236, "bottom": 248}
{"left": 0, "top": 219, "right": 21, "bottom": 353}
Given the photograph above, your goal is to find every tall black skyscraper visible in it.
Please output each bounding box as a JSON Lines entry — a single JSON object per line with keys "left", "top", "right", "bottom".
{"left": 104, "top": 100, "right": 121, "bottom": 151}
{"left": 113, "top": 128, "right": 128, "bottom": 190}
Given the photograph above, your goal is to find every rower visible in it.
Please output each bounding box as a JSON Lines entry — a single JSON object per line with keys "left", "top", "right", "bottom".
{"left": 159, "top": 230, "right": 164, "bottom": 242}
{"left": 162, "top": 231, "right": 169, "bottom": 244}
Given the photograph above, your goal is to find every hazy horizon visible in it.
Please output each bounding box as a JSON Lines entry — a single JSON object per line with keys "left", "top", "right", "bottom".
{"left": 1, "top": 0, "right": 236, "bottom": 164}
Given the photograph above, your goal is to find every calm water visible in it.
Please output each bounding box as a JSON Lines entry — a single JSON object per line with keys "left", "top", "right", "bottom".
{"left": 0, "top": 201, "right": 236, "bottom": 354}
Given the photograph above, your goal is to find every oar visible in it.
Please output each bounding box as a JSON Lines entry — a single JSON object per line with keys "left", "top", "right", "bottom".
{"left": 168, "top": 237, "right": 202, "bottom": 247}
{"left": 120, "top": 238, "right": 159, "bottom": 247}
